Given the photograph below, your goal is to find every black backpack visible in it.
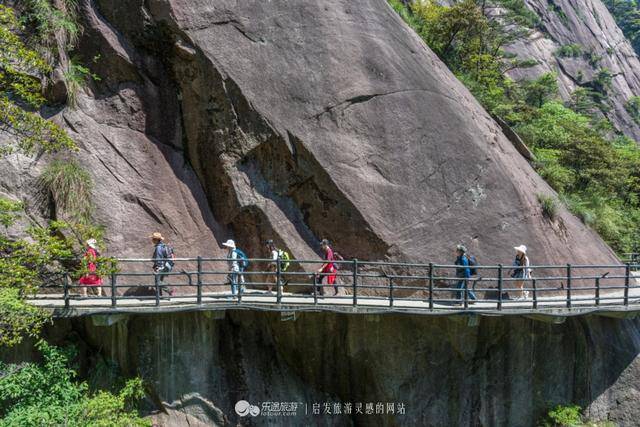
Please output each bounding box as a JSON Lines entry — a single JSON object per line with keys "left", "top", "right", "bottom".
{"left": 467, "top": 254, "right": 478, "bottom": 276}
{"left": 162, "top": 243, "right": 175, "bottom": 268}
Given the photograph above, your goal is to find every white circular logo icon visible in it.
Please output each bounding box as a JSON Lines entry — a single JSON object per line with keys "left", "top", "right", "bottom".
{"left": 235, "top": 400, "right": 260, "bottom": 417}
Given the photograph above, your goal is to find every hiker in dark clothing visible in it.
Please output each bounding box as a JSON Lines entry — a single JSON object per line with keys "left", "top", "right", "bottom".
{"left": 454, "top": 245, "right": 476, "bottom": 303}
{"left": 150, "top": 232, "right": 174, "bottom": 297}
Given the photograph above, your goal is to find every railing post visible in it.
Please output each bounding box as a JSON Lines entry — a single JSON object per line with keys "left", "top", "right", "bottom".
{"left": 389, "top": 277, "right": 394, "bottom": 307}
{"left": 63, "top": 273, "right": 70, "bottom": 309}
{"left": 276, "top": 255, "right": 282, "bottom": 304}
{"left": 463, "top": 279, "right": 469, "bottom": 309}
{"left": 313, "top": 273, "right": 318, "bottom": 305}
{"left": 196, "top": 256, "right": 202, "bottom": 305}
{"left": 532, "top": 278, "right": 537, "bottom": 309}
{"left": 352, "top": 259, "right": 358, "bottom": 306}
{"left": 428, "top": 263, "right": 434, "bottom": 310}
{"left": 497, "top": 264, "right": 503, "bottom": 311}
{"left": 624, "top": 263, "right": 630, "bottom": 306}
{"left": 566, "top": 264, "right": 572, "bottom": 309}
{"left": 111, "top": 272, "right": 117, "bottom": 308}
{"left": 595, "top": 277, "right": 600, "bottom": 306}
{"left": 155, "top": 272, "right": 161, "bottom": 307}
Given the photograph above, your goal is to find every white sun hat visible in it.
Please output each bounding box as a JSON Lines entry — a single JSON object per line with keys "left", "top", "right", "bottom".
{"left": 222, "top": 239, "right": 236, "bottom": 249}
{"left": 86, "top": 238, "right": 98, "bottom": 249}
{"left": 514, "top": 245, "right": 527, "bottom": 254}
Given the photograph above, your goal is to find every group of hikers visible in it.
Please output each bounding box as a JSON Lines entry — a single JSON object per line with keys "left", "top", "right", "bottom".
{"left": 76, "top": 232, "right": 533, "bottom": 302}
{"left": 454, "top": 243, "right": 531, "bottom": 302}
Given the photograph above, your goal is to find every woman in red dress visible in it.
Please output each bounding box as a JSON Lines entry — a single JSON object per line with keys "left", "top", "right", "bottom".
{"left": 79, "top": 238, "right": 103, "bottom": 297}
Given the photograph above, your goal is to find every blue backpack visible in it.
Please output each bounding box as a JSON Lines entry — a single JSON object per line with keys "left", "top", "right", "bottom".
{"left": 234, "top": 248, "right": 249, "bottom": 270}
{"left": 467, "top": 254, "right": 478, "bottom": 276}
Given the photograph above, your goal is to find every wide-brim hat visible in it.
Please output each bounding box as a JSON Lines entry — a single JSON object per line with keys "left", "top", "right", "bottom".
{"left": 86, "top": 238, "right": 98, "bottom": 249}
{"left": 222, "top": 239, "right": 236, "bottom": 249}
{"left": 149, "top": 232, "right": 164, "bottom": 241}
{"left": 514, "top": 245, "right": 527, "bottom": 254}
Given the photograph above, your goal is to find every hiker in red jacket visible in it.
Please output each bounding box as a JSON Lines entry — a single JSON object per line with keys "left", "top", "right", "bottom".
{"left": 317, "top": 239, "right": 338, "bottom": 296}
{"left": 79, "top": 239, "right": 103, "bottom": 297}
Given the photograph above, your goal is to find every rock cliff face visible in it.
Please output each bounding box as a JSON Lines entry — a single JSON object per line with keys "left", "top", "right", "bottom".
{"left": 6, "top": 0, "right": 616, "bottom": 269}
{"left": 10, "top": 311, "right": 638, "bottom": 426}
{"left": 2, "top": 1, "right": 640, "bottom": 426}
{"left": 506, "top": 0, "right": 640, "bottom": 140}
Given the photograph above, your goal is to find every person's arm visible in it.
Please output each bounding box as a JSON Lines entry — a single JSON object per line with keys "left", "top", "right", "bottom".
{"left": 318, "top": 251, "right": 330, "bottom": 273}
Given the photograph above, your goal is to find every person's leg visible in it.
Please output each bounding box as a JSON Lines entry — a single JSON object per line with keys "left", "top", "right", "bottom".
{"left": 230, "top": 271, "right": 238, "bottom": 295}
{"left": 455, "top": 280, "right": 464, "bottom": 302}
{"left": 81, "top": 284, "right": 87, "bottom": 297}
{"left": 468, "top": 280, "right": 477, "bottom": 300}
{"left": 515, "top": 279, "right": 524, "bottom": 299}
{"left": 239, "top": 272, "right": 245, "bottom": 294}
{"left": 97, "top": 285, "right": 102, "bottom": 297}
{"left": 327, "top": 272, "right": 338, "bottom": 295}
{"left": 158, "top": 267, "right": 169, "bottom": 296}
{"left": 266, "top": 266, "right": 275, "bottom": 292}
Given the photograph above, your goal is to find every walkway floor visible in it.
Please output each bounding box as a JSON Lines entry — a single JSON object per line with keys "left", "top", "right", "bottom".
{"left": 28, "top": 284, "right": 640, "bottom": 319}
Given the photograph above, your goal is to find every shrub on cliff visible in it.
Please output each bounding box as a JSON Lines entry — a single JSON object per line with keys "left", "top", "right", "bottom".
{"left": 0, "top": 340, "right": 150, "bottom": 426}
{"left": 389, "top": 0, "right": 640, "bottom": 254}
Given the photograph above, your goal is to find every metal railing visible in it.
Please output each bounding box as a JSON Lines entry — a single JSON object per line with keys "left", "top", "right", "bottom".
{"left": 22, "top": 257, "right": 640, "bottom": 312}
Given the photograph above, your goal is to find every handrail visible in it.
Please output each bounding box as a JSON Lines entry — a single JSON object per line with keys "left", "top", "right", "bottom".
{"left": 17, "top": 256, "right": 640, "bottom": 313}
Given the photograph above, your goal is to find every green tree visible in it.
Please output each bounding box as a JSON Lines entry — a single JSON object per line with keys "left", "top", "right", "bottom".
{"left": 0, "top": 4, "right": 75, "bottom": 155}
{"left": 0, "top": 340, "right": 150, "bottom": 426}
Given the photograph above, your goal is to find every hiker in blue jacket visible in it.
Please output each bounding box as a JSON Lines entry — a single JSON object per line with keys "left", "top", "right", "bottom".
{"left": 222, "top": 239, "right": 246, "bottom": 296}
{"left": 454, "top": 245, "right": 476, "bottom": 303}
{"left": 150, "top": 232, "right": 174, "bottom": 297}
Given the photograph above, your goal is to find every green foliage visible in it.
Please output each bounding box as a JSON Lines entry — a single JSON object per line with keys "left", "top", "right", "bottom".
{"left": 0, "top": 197, "right": 115, "bottom": 346}
{"left": 625, "top": 95, "right": 640, "bottom": 124}
{"left": 555, "top": 43, "right": 583, "bottom": 57}
{"left": 539, "top": 404, "right": 582, "bottom": 426}
{"left": 521, "top": 72, "right": 559, "bottom": 108}
{"left": 537, "top": 193, "right": 558, "bottom": 220}
{"left": 0, "top": 5, "right": 76, "bottom": 155}
{"left": 493, "top": 0, "right": 540, "bottom": 28}
{"left": 0, "top": 288, "right": 50, "bottom": 347}
{"left": 603, "top": 0, "right": 640, "bottom": 56}
{"left": 389, "top": 0, "right": 640, "bottom": 254}
{"left": 64, "top": 58, "right": 101, "bottom": 107}
{"left": 0, "top": 341, "right": 150, "bottom": 426}
{"left": 39, "top": 159, "right": 94, "bottom": 224}
{"left": 21, "top": 0, "right": 80, "bottom": 62}
{"left": 593, "top": 68, "right": 613, "bottom": 93}
{"left": 0, "top": 199, "right": 22, "bottom": 228}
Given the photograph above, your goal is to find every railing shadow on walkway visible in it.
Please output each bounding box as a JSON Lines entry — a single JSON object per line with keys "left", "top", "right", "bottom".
{"left": 22, "top": 257, "right": 640, "bottom": 313}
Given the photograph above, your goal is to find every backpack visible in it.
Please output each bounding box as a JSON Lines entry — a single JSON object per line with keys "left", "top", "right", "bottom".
{"left": 467, "top": 254, "right": 478, "bottom": 276}
{"left": 160, "top": 243, "right": 175, "bottom": 268}
{"left": 277, "top": 249, "right": 291, "bottom": 271}
{"left": 332, "top": 251, "right": 345, "bottom": 270}
{"left": 234, "top": 248, "right": 249, "bottom": 270}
